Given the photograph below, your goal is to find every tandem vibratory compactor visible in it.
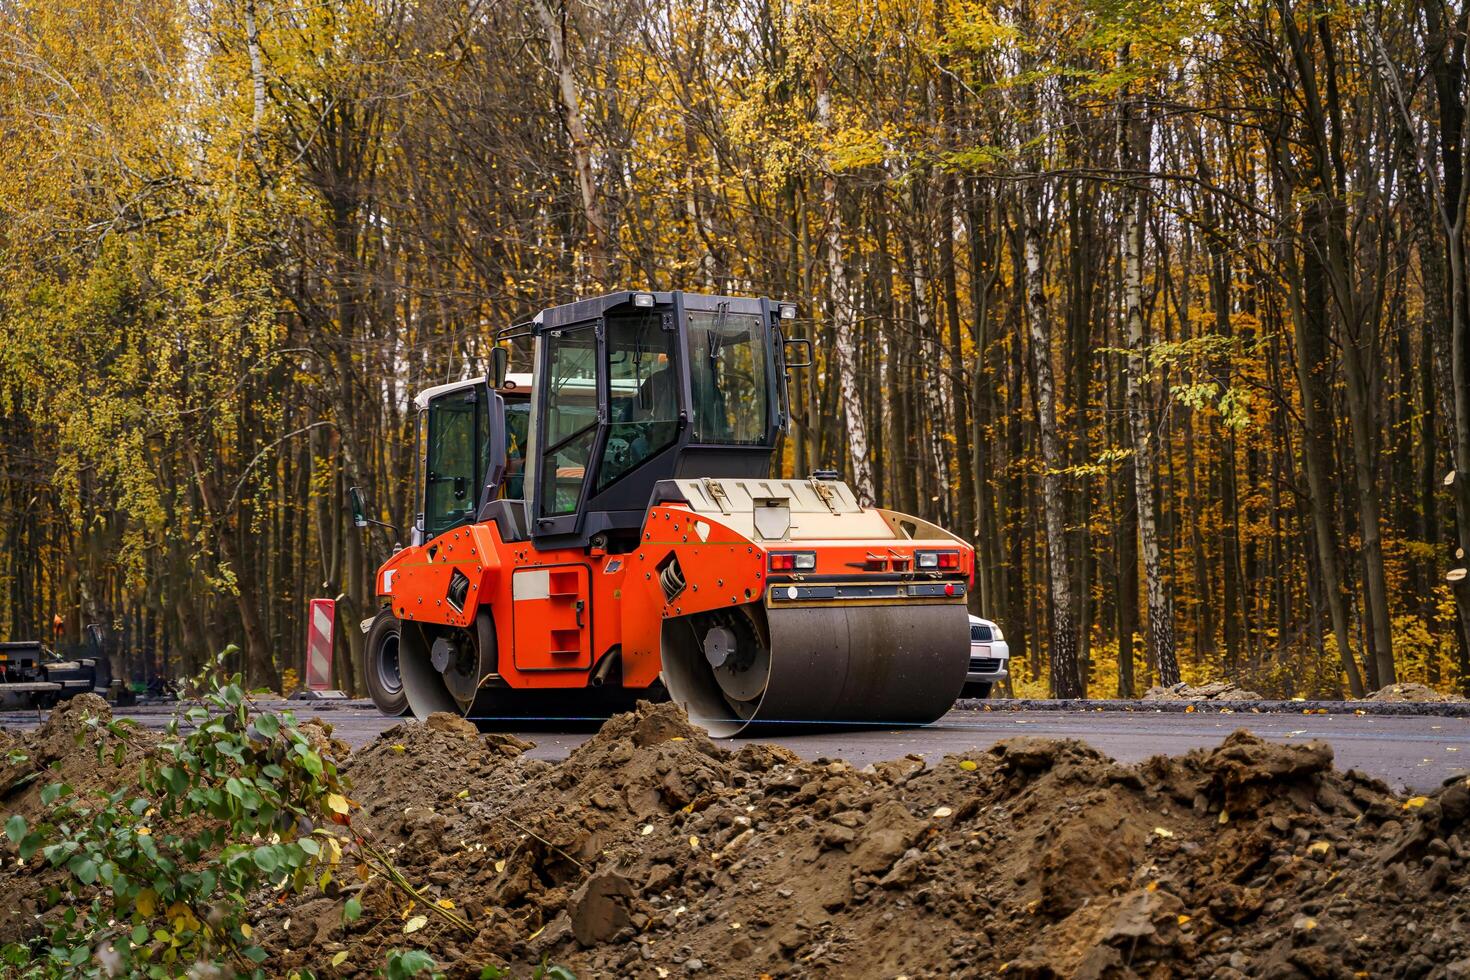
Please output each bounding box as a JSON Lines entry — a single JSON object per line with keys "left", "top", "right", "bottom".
{"left": 353, "top": 291, "right": 974, "bottom": 736}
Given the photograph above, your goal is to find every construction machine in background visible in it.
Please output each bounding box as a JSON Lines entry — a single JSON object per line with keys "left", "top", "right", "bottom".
{"left": 0, "top": 640, "right": 101, "bottom": 710}
{"left": 355, "top": 291, "right": 973, "bottom": 736}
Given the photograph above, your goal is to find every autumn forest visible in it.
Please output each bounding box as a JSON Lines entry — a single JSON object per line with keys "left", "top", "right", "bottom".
{"left": 3, "top": 0, "right": 1469, "bottom": 698}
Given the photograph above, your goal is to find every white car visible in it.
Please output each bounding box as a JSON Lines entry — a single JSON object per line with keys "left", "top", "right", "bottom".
{"left": 964, "top": 615, "right": 1010, "bottom": 698}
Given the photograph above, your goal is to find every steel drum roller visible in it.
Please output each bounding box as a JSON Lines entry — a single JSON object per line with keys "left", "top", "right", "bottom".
{"left": 661, "top": 601, "right": 970, "bottom": 737}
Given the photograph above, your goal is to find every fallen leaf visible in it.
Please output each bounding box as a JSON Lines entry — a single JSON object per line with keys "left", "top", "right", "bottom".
{"left": 641, "top": 825, "right": 654, "bottom": 836}
{"left": 1403, "top": 796, "right": 1430, "bottom": 809}
{"left": 1218, "top": 811, "right": 1229, "bottom": 825}
{"left": 689, "top": 835, "right": 700, "bottom": 851}
{"left": 390, "top": 744, "right": 406, "bottom": 754}
{"left": 404, "top": 915, "right": 428, "bottom": 934}
{"left": 1177, "top": 914, "right": 1191, "bottom": 926}
{"left": 494, "top": 859, "right": 505, "bottom": 873}
{"left": 1307, "top": 841, "right": 1331, "bottom": 856}
{"left": 456, "top": 789, "right": 470, "bottom": 799}
{"left": 136, "top": 827, "right": 151, "bottom": 836}
{"left": 1184, "top": 705, "right": 1196, "bottom": 713}
{"left": 1152, "top": 827, "right": 1175, "bottom": 839}
{"left": 958, "top": 760, "right": 978, "bottom": 771}
{"left": 932, "top": 806, "right": 953, "bottom": 818}
{"left": 331, "top": 951, "right": 348, "bottom": 966}
{"left": 240, "top": 922, "right": 253, "bottom": 939}
{"left": 436, "top": 898, "right": 455, "bottom": 909}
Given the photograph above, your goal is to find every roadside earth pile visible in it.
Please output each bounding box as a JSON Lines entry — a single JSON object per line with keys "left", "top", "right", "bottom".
{"left": 260, "top": 703, "right": 1470, "bottom": 979}
{"left": 1366, "top": 682, "right": 1469, "bottom": 704}
{"left": 1142, "top": 681, "right": 1264, "bottom": 702}
{"left": 4, "top": 700, "right": 1470, "bottom": 978}
{"left": 0, "top": 694, "right": 156, "bottom": 944}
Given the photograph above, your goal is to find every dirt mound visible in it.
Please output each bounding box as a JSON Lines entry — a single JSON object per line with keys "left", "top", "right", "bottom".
{"left": 1144, "top": 680, "right": 1263, "bottom": 701}
{"left": 0, "top": 694, "right": 144, "bottom": 819}
{"left": 257, "top": 706, "right": 1470, "bottom": 978}
{"left": 7, "top": 701, "right": 1470, "bottom": 977}
{"left": 1365, "top": 682, "right": 1468, "bottom": 703}
{"left": 0, "top": 695, "right": 150, "bottom": 943}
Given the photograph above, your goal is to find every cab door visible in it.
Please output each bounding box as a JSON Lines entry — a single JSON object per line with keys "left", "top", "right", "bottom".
{"left": 510, "top": 564, "right": 592, "bottom": 670}
{"left": 422, "top": 386, "right": 488, "bottom": 539}
{"left": 530, "top": 321, "right": 602, "bottom": 539}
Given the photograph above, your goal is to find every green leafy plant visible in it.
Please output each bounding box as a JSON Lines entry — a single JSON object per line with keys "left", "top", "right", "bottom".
{"left": 385, "top": 949, "right": 441, "bottom": 979}
{"left": 1, "top": 649, "right": 577, "bottom": 979}
{"left": 2, "top": 648, "right": 352, "bottom": 977}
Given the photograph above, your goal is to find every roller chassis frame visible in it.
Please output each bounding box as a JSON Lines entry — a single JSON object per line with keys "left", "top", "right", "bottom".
{"left": 375, "top": 477, "right": 974, "bottom": 735}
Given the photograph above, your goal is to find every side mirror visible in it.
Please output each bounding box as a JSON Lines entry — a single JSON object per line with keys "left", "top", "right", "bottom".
{"left": 348, "top": 486, "right": 369, "bottom": 529}
{"left": 489, "top": 346, "right": 509, "bottom": 389}
{"left": 783, "top": 336, "right": 814, "bottom": 369}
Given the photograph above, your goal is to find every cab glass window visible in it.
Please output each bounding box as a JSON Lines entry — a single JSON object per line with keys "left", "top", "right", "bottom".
{"left": 425, "top": 389, "right": 483, "bottom": 537}
{"left": 540, "top": 328, "right": 599, "bottom": 516}
{"left": 600, "top": 310, "right": 680, "bottom": 490}
{"left": 687, "top": 310, "right": 769, "bottom": 444}
{"left": 502, "top": 398, "right": 531, "bottom": 499}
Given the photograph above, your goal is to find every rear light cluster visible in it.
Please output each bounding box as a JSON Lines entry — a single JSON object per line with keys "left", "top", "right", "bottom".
{"left": 916, "top": 550, "right": 962, "bottom": 571}
{"left": 768, "top": 551, "right": 816, "bottom": 573}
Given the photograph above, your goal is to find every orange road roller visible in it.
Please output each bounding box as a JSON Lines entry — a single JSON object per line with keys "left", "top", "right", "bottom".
{"left": 354, "top": 291, "right": 973, "bottom": 735}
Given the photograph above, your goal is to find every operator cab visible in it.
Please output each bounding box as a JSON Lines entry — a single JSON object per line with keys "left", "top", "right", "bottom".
{"left": 411, "top": 373, "right": 531, "bottom": 547}
{"left": 413, "top": 291, "right": 801, "bottom": 551}
{"left": 519, "top": 291, "right": 797, "bottom": 549}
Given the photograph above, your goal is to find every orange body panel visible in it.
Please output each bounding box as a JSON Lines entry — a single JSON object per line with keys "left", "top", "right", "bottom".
{"left": 375, "top": 504, "right": 972, "bottom": 692}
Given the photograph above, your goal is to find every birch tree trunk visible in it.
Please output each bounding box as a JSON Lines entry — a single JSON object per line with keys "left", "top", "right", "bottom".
{"left": 815, "top": 64, "right": 874, "bottom": 502}
{"left": 533, "top": 0, "right": 607, "bottom": 286}
{"left": 1119, "top": 97, "right": 1180, "bottom": 686}
{"left": 1021, "top": 188, "right": 1082, "bottom": 698}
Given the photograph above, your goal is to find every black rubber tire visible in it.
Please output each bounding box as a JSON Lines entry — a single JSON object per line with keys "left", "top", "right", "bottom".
{"left": 364, "top": 611, "right": 410, "bottom": 716}
{"left": 962, "top": 681, "right": 994, "bottom": 700}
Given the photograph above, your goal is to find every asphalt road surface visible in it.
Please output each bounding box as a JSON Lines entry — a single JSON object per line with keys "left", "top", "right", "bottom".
{"left": 4, "top": 699, "right": 1467, "bottom": 793}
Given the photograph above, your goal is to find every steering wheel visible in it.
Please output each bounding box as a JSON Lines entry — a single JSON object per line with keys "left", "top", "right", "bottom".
{"left": 607, "top": 436, "right": 632, "bottom": 469}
